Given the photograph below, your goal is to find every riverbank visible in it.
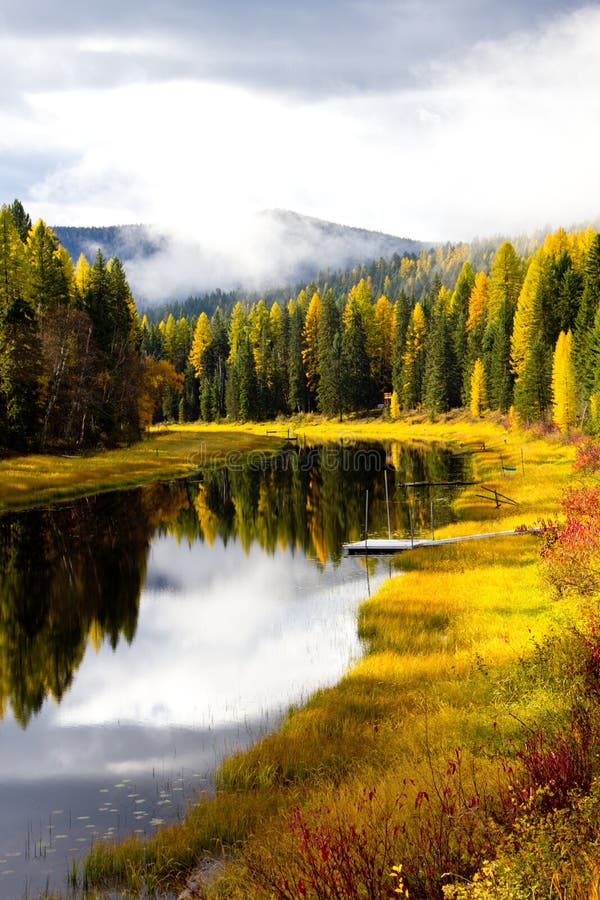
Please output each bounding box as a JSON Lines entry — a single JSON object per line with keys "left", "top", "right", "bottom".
{"left": 0, "top": 429, "right": 281, "bottom": 511}
{"left": 79, "top": 419, "right": 592, "bottom": 898}
{"left": 0, "top": 410, "right": 571, "bottom": 518}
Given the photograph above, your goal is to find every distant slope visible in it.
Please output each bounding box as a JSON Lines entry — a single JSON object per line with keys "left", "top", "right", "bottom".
{"left": 258, "top": 209, "right": 427, "bottom": 274}
{"left": 52, "top": 211, "right": 431, "bottom": 304}
{"left": 53, "top": 224, "right": 166, "bottom": 265}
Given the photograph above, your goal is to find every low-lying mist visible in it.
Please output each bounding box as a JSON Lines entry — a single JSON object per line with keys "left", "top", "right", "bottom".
{"left": 71, "top": 210, "right": 428, "bottom": 305}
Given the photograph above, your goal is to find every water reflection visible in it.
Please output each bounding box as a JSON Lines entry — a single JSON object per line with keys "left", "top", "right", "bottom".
{"left": 0, "top": 441, "right": 467, "bottom": 727}
{"left": 0, "top": 440, "right": 468, "bottom": 895}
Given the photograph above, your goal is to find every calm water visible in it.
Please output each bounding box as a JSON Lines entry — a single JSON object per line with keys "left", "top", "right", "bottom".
{"left": 0, "top": 441, "right": 468, "bottom": 897}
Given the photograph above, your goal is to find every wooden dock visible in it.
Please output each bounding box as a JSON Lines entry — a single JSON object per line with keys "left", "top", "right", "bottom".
{"left": 343, "top": 528, "right": 540, "bottom": 555}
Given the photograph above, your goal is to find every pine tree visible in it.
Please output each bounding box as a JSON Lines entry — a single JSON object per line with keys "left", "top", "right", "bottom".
{"left": 287, "top": 301, "right": 306, "bottom": 413}
{"left": 342, "top": 302, "right": 371, "bottom": 411}
{"left": 574, "top": 234, "right": 600, "bottom": 395}
{"left": 449, "top": 261, "right": 475, "bottom": 407}
{"left": 317, "top": 290, "right": 344, "bottom": 419}
{"left": 209, "top": 308, "right": 229, "bottom": 417}
{"left": 25, "top": 219, "right": 71, "bottom": 310}
{"left": 391, "top": 293, "right": 410, "bottom": 396}
{"left": 0, "top": 295, "right": 42, "bottom": 450}
{"left": 423, "top": 291, "right": 451, "bottom": 418}
{"left": 487, "top": 297, "right": 515, "bottom": 413}
{"left": 513, "top": 337, "right": 552, "bottom": 424}
{"left": 237, "top": 336, "right": 259, "bottom": 420}
{"left": 269, "top": 301, "right": 288, "bottom": 414}
{"left": 8, "top": 199, "right": 32, "bottom": 242}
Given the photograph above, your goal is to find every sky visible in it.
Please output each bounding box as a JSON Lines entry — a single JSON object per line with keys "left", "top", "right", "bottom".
{"left": 2, "top": 0, "right": 600, "bottom": 245}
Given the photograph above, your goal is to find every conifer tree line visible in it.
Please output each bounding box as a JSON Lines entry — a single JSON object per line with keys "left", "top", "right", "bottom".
{"left": 3, "top": 195, "right": 600, "bottom": 450}
{"left": 145, "top": 225, "right": 600, "bottom": 433}
{"left": 0, "top": 200, "right": 157, "bottom": 452}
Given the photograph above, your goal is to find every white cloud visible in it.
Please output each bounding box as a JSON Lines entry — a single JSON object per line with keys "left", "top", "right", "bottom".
{"left": 2, "top": 4, "right": 599, "bottom": 253}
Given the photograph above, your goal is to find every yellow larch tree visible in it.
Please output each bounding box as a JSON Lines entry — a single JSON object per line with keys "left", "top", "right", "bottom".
{"left": 510, "top": 248, "right": 545, "bottom": 378}
{"left": 74, "top": 253, "right": 92, "bottom": 303}
{"left": 189, "top": 312, "right": 212, "bottom": 378}
{"left": 551, "top": 330, "right": 578, "bottom": 432}
{"left": 302, "top": 291, "right": 321, "bottom": 397}
{"left": 227, "top": 302, "right": 248, "bottom": 364}
{"left": 469, "top": 358, "right": 487, "bottom": 418}
{"left": 466, "top": 272, "right": 489, "bottom": 334}
{"left": 372, "top": 294, "right": 395, "bottom": 389}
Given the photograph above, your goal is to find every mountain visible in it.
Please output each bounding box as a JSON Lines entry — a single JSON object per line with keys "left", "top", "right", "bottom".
{"left": 52, "top": 224, "right": 166, "bottom": 265}
{"left": 53, "top": 210, "right": 432, "bottom": 305}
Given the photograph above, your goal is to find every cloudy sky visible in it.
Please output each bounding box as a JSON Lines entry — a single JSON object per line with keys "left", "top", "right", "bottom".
{"left": 2, "top": 0, "right": 600, "bottom": 243}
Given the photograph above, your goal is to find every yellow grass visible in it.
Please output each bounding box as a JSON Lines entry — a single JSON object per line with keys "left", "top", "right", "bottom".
{"left": 0, "top": 428, "right": 280, "bottom": 511}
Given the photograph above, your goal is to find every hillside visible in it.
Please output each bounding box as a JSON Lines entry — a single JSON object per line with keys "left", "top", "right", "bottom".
{"left": 52, "top": 210, "right": 431, "bottom": 304}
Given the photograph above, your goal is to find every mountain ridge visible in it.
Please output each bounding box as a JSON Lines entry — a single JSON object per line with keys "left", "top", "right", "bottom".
{"left": 53, "top": 210, "right": 432, "bottom": 303}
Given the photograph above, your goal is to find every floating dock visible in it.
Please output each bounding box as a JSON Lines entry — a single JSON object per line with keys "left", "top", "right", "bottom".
{"left": 343, "top": 528, "right": 540, "bottom": 555}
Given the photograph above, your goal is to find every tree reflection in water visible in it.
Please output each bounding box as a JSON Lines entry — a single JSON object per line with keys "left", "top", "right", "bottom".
{"left": 0, "top": 440, "right": 468, "bottom": 727}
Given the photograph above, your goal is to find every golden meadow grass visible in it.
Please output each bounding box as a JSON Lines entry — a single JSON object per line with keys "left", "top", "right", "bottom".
{"left": 0, "top": 428, "right": 280, "bottom": 511}
{"left": 77, "top": 416, "right": 582, "bottom": 897}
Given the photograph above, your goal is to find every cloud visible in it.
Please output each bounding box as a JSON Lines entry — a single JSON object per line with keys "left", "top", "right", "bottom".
{"left": 1, "top": 1, "right": 599, "bottom": 283}
{"left": 120, "top": 212, "right": 423, "bottom": 303}
{"left": 0, "top": 0, "right": 584, "bottom": 99}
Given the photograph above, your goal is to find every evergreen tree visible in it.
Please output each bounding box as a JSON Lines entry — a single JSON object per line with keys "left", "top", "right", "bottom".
{"left": 209, "top": 307, "right": 229, "bottom": 417}
{"left": 423, "top": 291, "right": 452, "bottom": 417}
{"left": 487, "top": 297, "right": 515, "bottom": 413}
{"left": 288, "top": 301, "right": 307, "bottom": 413}
{"left": 302, "top": 291, "right": 321, "bottom": 407}
{"left": 25, "top": 220, "right": 71, "bottom": 310}
{"left": 574, "top": 234, "right": 600, "bottom": 395}
{"left": 317, "top": 290, "right": 344, "bottom": 419}
{"left": 8, "top": 199, "right": 32, "bottom": 242}
{"left": 0, "top": 295, "right": 42, "bottom": 450}
{"left": 391, "top": 293, "right": 411, "bottom": 397}
{"left": 342, "top": 303, "right": 371, "bottom": 411}
{"left": 449, "top": 261, "right": 475, "bottom": 407}
{"left": 513, "top": 337, "right": 552, "bottom": 423}
{"left": 237, "top": 336, "right": 259, "bottom": 420}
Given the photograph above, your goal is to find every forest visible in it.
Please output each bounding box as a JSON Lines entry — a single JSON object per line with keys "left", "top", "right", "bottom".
{"left": 2, "top": 197, "right": 600, "bottom": 453}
